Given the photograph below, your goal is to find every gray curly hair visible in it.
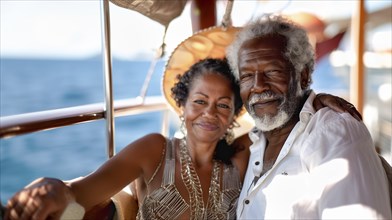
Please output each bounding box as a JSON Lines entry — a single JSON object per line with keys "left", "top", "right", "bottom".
{"left": 226, "top": 14, "right": 315, "bottom": 89}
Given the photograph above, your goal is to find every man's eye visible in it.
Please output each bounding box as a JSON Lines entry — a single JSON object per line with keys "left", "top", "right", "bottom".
{"left": 265, "top": 69, "right": 284, "bottom": 76}
{"left": 240, "top": 72, "right": 253, "bottom": 79}
{"left": 240, "top": 73, "right": 254, "bottom": 83}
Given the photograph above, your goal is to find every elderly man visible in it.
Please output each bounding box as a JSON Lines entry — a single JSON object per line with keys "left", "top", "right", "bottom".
{"left": 227, "top": 15, "right": 391, "bottom": 219}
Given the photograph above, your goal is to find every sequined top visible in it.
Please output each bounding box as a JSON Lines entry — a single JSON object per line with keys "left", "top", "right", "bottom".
{"left": 136, "top": 138, "right": 241, "bottom": 220}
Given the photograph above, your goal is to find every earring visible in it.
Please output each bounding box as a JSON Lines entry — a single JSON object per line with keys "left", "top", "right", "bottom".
{"left": 225, "top": 126, "right": 235, "bottom": 145}
{"left": 179, "top": 116, "right": 187, "bottom": 137}
{"left": 174, "top": 116, "right": 186, "bottom": 139}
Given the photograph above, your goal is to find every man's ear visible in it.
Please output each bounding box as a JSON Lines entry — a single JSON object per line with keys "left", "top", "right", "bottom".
{"left": 300, "top": 68, "right": 310, "bottom": 89}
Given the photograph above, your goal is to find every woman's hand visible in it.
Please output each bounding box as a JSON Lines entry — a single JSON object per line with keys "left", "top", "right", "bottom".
{"left": 4, "top": 177, "right": 74, "bottom": 220}
{"left": 313, "top": 93, "right": 362, "bottom": 121}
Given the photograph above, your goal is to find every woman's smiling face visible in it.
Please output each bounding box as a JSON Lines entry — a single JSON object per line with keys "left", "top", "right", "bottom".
{"left": 183, "top": 73, "right": 235, "bottom": 143}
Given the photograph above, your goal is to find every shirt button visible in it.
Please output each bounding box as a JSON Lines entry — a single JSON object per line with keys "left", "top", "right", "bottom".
{"left": 255, "top": 161, "right": 260, "bottom": 165}
{"left": 245, "top": 200, "right": 250, "bottom": 204}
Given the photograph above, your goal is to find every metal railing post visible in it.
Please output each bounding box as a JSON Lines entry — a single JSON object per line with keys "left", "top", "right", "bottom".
{"left": 101, "top": 0, "right": 115, "bottom": 158}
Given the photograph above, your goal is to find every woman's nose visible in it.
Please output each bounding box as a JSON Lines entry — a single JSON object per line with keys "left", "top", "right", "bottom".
{"left": 203, "top": 104, "right": 218, "bottom": 118}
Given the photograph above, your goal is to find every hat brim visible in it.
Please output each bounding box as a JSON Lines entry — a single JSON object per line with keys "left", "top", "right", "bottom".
{"left": 162, "top": 26, "right": 241, "bottom": 115}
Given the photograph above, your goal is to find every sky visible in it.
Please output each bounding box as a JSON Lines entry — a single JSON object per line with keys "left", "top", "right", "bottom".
{"left": 1, "top": 0, "right": 391, "bottom": 60}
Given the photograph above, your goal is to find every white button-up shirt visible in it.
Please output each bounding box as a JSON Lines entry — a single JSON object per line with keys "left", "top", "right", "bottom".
{"left": 237, "top": 91, "right": 391, "bottom": 219}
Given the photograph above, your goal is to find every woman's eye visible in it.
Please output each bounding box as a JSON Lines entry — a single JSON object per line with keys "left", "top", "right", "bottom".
{"left": 217, "top": 103, "right": 231, "bottom": 109}
{"left": 194, "top": 100, "right": 206, "bottom": 105}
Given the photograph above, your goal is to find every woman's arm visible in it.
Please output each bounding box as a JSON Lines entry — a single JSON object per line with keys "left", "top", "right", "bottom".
{"left": 4, "top": 133, "right": 166, "bottom": 220}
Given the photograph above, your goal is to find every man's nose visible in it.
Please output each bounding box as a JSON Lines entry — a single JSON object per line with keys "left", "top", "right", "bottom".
{"left": 251, "top": 72, "right": 270, "bottom": 93}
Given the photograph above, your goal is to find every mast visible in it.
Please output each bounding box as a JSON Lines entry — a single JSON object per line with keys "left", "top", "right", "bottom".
{"left": 350, "top": 0, "right": 366, "bottom": 115}
{"left": 191, "top": 0, "right": 217, "bottom": 32}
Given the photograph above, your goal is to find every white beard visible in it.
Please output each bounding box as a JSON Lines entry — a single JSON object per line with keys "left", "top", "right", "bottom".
{"left": 247, "top": 80, "right": 304, "bottom": 132}
{"left": 252, "top": 109, "right": 290, "bottom": 131}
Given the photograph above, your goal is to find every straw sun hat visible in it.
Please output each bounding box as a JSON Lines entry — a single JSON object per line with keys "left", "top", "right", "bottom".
{"left": 162, "top": 26, "right": 241, "bottom": 115}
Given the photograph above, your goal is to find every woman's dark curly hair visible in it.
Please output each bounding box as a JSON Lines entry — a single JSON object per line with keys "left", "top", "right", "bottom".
{"left": 171, "top": 58, "right": 243, "bottom": 164}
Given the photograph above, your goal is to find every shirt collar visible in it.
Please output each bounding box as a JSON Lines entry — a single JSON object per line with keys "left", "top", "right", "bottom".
{"left": 249, "top": 126, "right": 262, "bottom": 143}
{"left": 247, "top": 90, "right": 317, "bottom": 143}
{"left": 299, "top": 90, "right": 316, "bottom": 124}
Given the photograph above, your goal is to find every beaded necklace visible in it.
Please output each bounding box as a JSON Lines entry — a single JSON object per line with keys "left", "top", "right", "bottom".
{"left": 179, "top": 138, "right": 224, "bottom": 220}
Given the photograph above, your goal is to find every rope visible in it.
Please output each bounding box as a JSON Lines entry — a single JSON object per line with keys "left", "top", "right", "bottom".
{"left": 138, "top": 25, "right": 168, "bottom": 102}
{"left": 221, "top": 0, "right": 234, "bottom": 28}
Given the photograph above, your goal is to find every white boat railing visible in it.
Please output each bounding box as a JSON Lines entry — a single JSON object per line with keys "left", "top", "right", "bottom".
{"left": 0, "top": 96, "right": 170, "bottom": 141}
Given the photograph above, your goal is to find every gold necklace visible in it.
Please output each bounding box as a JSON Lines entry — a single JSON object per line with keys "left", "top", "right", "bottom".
{"left": 179, "top": 138, "right": 223, "bottom": 220}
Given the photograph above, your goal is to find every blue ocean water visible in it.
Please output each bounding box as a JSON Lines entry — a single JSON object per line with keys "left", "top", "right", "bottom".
{"left": 0, "top": 58, "right": 173, "bottom": 203}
